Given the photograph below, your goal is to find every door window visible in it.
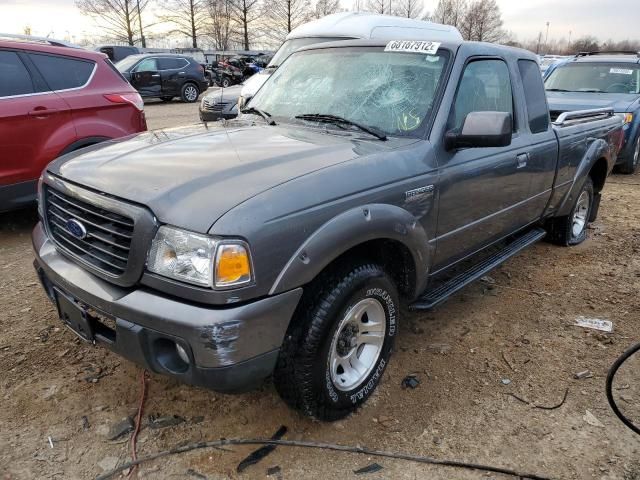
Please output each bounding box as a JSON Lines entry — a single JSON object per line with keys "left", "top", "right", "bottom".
{"left": 134, "top": 58, "right": 158, "bottom": 72}
{"left": 450, "top": 59, "right": 514, "bottom": 131}
{"left": 0, "top": 51, "right": 34, "bottom": 97}
{"left": 29, "top": 53, "right": 95, "bottom": 90}
{"left": 158, "top": 57, "right": 188, "bottom": 70}
{"left": 518, "top": 59, "right": 550, "bottom": 133}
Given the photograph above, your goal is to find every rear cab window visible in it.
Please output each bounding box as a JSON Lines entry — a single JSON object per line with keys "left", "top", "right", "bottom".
{"left": 518, "top": 59, "right": 550, "bottom": 133}
{"left": 28, "top": 53, "right": 95, "bottom": 91}
{"left": 0, "top": 50, "right": 34, "bottom": 97}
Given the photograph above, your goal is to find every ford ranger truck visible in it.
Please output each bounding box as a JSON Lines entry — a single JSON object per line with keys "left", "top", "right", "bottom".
{"left": 33, "top": 39, "right": 623, "bottom": 421}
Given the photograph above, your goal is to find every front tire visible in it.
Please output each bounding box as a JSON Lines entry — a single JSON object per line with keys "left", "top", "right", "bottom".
{"left": 180, "top": 83, "right": 199, "bottom": 103}
{"left": 617, "top": 135, "right": 640, "bottom": 174}
{"left": 548, "top": 177, "right": 594, "bottom": 246}
{"left": 274, "top": 262, "right": 398, "bottom": 421}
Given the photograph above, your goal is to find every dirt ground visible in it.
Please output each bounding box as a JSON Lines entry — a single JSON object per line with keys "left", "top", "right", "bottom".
{"left": 1, "top": 101, "right": 640, "bottom": 480}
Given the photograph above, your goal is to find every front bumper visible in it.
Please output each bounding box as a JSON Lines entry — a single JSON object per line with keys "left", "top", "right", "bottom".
{"left": 32, "top": 222, "right": 302, "bottom": 392}
{"left": 199, "top": 106, "right": 238, "bottom": 122}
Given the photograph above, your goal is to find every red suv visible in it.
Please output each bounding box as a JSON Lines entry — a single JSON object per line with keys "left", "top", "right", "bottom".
{"left": 0, "top": 38, "right": 147, "bottom": 212}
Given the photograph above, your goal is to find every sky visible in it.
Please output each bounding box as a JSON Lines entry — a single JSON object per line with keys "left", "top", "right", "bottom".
{"left": 0, "top": 0, "right": 637, "bottom": 45}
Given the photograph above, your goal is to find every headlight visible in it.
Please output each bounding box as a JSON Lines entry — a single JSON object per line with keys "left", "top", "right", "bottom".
{"left": 147, "top": 226, "right": 253, "bottom": 288}
{"left": 615, "top": 113, "right": 633, "bottom": 126}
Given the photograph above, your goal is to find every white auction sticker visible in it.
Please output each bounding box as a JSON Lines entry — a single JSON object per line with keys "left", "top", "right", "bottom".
{"left": 384, "top": 40, "right": 441, "bottom": 55}
{"left": 610, "top": 68, "right": 633, "bottom": 75}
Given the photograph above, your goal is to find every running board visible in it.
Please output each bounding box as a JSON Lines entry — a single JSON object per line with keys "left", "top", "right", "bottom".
{"left": 409, "top": 228, "right": 546, "bottom": 311}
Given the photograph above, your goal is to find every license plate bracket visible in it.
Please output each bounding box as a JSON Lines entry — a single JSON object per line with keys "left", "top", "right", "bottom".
{"left": 54, "top": 289, "right": 94, "bottom": 343}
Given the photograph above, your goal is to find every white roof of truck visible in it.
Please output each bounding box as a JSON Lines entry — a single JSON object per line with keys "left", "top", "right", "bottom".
{"left": 287, "top": 12, "right": 462, "bottom": 43}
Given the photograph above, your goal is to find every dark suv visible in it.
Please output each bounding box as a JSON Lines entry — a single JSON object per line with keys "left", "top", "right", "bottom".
{"left": 115, "top": 54, "right": 208, "bottom": 103}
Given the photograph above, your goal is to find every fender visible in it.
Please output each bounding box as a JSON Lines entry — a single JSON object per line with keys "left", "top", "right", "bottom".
{"left": 555, "top": 137, "right": 613, "bottom": 218}
{"left": 269, "top": 204, "right": 432, "bottom": 297}
{"left": 59, "top": 136, "right": 111, "bottom": 156}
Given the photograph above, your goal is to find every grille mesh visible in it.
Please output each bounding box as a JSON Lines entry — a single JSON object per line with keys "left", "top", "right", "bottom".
{"left": 45, "top": 187, "right": 133, "bottom": 276}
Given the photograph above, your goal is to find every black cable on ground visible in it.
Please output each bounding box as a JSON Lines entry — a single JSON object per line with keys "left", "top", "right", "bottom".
{"left": 606, "top": 342, "right": 640, "bottom": 435}
{"left": 95, "top": 437, "right": 553, "bottom": 480}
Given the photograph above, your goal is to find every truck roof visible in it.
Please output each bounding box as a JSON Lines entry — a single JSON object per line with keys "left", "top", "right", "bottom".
{"left": 571, "top": 52, "right": 640, "bottom": 65}
{"left": 295, "top": 38, "right": 538, "bottom": 62}
{"left": 287, "top": 12, "right": 463, "bottom": 43}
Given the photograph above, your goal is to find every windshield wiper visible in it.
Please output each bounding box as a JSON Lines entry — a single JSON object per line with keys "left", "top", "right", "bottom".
{"left": 294, "top": 114, "right": 387, "bottom": 141}
{"left": 241, "top": 107, "right": 276, "bottom": 125}
{"left": 545, "top": 88, "right": 572, "bottom": 92}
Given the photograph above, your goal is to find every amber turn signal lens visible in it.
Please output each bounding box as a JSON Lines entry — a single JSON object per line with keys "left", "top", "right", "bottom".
{"left": 215, "top": 244, "right": 252, "bottom": 287}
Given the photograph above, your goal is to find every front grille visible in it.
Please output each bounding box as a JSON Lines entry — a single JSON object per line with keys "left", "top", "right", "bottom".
{"left": 203, "top": 98, "right": 229, "bottom": 111}
{"left": 45, "top": 187, "right": 134, "bottom": 276}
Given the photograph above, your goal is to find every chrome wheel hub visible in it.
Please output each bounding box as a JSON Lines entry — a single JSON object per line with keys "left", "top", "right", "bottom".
{"left": 185, "top": 86, "right": 198, "bottom": 101}
{"left": 329, "top": 298, "right": 386, "bottom": 391}
{"left": 571, "top": 190, "right": 590, "bottom": 238}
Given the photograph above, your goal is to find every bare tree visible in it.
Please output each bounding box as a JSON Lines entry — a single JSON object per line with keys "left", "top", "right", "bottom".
{"left": 228, "top": 0, "right": 261, "bottom": 50}
{"left": 207, "top": 0, "right": 234, "bottom": 49}
{"left": 158, "top": 0, "right": 209, "bottom": 48}
{"left": 76, "top": 0, "right": 151, "bottom": 46}
{"left": 392, "top": 0, "right": 424, "bottom": 18}
{"left": 313, "top": 0, "right": 340, "bottom": 18}
{"left": 261, "top": 0, "right": 312, "bottom": 43}
{"left": 431, "top": 0, "right": 466, "bottom": 28}
{"left": 366, "top": 0, "right": 386, "bottom": 14}
{"left": 569, "top": 36, "right": 599, "bottom": 54}
{"left": 460, "top": 0, "right": 504, "bottom": 43}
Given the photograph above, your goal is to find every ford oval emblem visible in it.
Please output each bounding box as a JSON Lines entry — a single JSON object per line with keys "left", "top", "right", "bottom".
{"left": 66, "top": 218, "right": 87, "bottom": 240}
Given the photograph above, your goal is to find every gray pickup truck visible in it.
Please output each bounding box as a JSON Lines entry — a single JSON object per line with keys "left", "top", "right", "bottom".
{"left": 33, "top": 39, "right": 622, "bottom": 421}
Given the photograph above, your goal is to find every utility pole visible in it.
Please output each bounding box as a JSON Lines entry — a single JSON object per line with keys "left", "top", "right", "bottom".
{"left": 568, "top": 30, "right": 572, "bottom": 52}
{"left": 136, "top": 0, "right": 146, "bottom": 48}
{"left": 536, "top": 31, "right": 542, "bottom": 54}
{"left": 544, "top": 21, "right": 549, "bottom": 53}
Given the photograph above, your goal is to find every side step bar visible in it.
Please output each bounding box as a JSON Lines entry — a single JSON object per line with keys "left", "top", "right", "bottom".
{"left": 409, "top": 228, "right": 546, "bottom": 311}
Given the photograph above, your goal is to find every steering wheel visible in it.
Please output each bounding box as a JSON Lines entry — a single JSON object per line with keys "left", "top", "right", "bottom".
{"left": 605, "top": 83, "right": 629, "bottom": 93}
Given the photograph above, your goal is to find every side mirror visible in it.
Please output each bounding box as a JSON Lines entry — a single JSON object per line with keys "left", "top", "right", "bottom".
{"left": 445, "top": 111, "right": 513, "bottom": 151}
{"left": 237, "top": 94, "right": 253, "bottom": 110}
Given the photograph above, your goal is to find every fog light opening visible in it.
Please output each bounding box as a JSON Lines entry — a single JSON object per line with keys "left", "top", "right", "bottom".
{"left": 154, "top": 338, "right": 190, "bottom": 374}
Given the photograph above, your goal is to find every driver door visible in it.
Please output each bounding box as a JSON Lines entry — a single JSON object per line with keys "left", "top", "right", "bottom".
{"left": 130, "top": 57, "right": 161, "bottom": 97}
{"left": 433, "top": 58, "right": 533, "bottom": 271}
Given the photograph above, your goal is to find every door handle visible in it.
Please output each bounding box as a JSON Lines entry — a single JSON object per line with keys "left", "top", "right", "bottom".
{"left": 151, "top": 74, "right": 160, "bottom": 78}
{"left": 516, "top": 153, "right": 529, "bottom": 169}
{"left": 28, "top": 107, "right": 59, "bottom": 117}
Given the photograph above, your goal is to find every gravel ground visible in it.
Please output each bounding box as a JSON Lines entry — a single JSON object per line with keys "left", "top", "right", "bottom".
{"left": 1, "top": 102, "right": 639, "bottom": 479}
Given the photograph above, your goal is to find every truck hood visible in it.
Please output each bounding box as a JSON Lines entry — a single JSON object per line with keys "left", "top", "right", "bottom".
{"left": 48, "top": 123, "right": 389, "bottom": 232}
{"left": 546, "top": 91, "right": 638, "bottom": 113}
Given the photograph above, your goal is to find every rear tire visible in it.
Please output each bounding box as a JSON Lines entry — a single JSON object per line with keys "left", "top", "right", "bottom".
{"left": 548, "top": 177, "right": 594, "bottom": 246}
{"left": 180, "top": 83, "right": 199, "bottom": 103}
{"left": 274, "top": 262, "right": 398, "bottom": 421}
{"left": 616, "top": 135, "right": 640, "bottom": 174}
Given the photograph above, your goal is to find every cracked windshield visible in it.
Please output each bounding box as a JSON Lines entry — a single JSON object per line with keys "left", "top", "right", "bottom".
{"left": 250, "top": 47, "right": 449, "bottom": 136}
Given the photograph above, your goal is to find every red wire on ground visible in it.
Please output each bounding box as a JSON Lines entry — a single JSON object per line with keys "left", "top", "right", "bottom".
{"left": 128, "top": 369, "right": 149, "bottom": 478}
